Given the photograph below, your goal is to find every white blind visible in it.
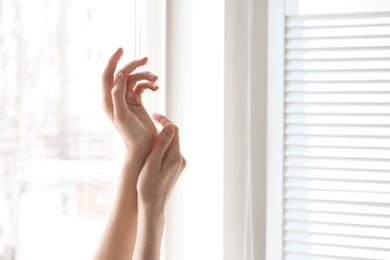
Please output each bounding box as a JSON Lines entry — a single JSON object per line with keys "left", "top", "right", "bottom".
{"left": 283, "top": 9, "right": 390, "bottom": 260}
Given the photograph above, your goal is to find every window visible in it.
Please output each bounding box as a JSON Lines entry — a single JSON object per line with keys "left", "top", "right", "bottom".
{"left": 269, "top": 0, "right": 390, "bottom": 259}
{"left": 0, "top": 0, "right": 138, "bottom": 259}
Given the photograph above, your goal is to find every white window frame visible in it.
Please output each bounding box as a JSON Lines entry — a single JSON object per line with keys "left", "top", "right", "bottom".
{"left": 266, "top": 0, "right": 285, "bottom": 259}
{"left": 135, "top": 0, "right": 166, "bottom": 115}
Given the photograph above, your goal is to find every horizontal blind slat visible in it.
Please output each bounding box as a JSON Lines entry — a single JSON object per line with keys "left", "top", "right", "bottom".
{"left": 284, "top": 252, "right": 360, "bottom": 260}
{"left": 286, "top": 60, "right": 390, "bottom": 70}
{"left": 285, "top": 157, "right": 390, "bottom": 170}
{"left": 285, "top": 125, "right": 390, "bottom": 137}
{"left": 285, "top": 178, "right": 390, "bottom": 193}
{"left": 286, "top": 49, "right": 390, "bottom": 59}
{"left": 284, "top": 242, "right": 390, "bottom": 259}
{"left": 286, "top": 38, "right": 390, "bottom": 49}
{"left": 285, "top": 146, "right": 390, "bottom": 159}
{"left": 285, "top": 104, "right": 390, "bottom": 114}
{"left": 286, "top": 83, "right": 390, "bottom": 92}
{"left": 286, "top": 15, "right": 390, "bottom": 27}
{"left": 285, "top": 115, "right": 390, "bottom": 125}
{"left": 286, "top": 94, "right": 390, "bottom": 103}
{"left": 285, "top": 136, "right": 390, "bottom": 148}
{"left": 287, "top": 26, "right": 390, "bottom": 38}
{"left": 285, "top": 168, "right": 390, "bottom": 181}
{"left": 285, "top": 199, "right": 390, "bottom": 215}
{"left": 284, "top": 220, "right": 390, "bottom": 238}
{"left": 284, "top": 210, "right": 390, "bottom": 226}
{"left": 286, "top": 71, "right": 390, "bottom": 81}
{"left": 285, "top": 188, "right": 390, "bottom": 203}
{"left": 285, "top": 231, "right": 390, "bottom": 249}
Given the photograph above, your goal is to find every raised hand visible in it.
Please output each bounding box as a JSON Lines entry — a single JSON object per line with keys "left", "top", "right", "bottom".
{"left": 96, "top": 49, "right": 186, "bottom": 260}
{"left": 94, "top": 49, "right": 162, "bottom": 260}
{"left": 132, "top": 114, "right": 186, "bottom": 260}
{"left": 137, "top": 113, "right": 186, "bottom": 210}
{"left": 101, "top": 48, "right": 159, "bottom": 162}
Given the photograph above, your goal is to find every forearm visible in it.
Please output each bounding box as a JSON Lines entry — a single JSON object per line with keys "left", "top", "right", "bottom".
{"left": 93, "top": 155, "right": 143, "bottom": 260}
{"left": 132, "top": 205, "right": 165, "bottom": 260}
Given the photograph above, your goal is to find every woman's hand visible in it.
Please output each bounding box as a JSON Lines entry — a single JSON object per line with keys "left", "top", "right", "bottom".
{"left": 137, "top": 113, "right": 187, "bottom": 211}
{"left": 101, "top": 48, "right": 159, "bottom": 163}
{"left": 96, "top": 50, "right": 185, "bottom": 260}
{"left": 132, "top": 114, "right": 186, "bottom": 260}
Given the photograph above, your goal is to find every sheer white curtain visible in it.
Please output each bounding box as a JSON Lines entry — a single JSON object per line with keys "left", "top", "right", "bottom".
{"left": 0, "top": 1, "right": 136, "bottom": 259}
{"left": 224, "top": 0, "right": 267, "bottom": 259}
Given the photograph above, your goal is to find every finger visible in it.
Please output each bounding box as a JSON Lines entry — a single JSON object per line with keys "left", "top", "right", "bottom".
{"left": 152, "top": 113, "right": 181, "bottom": 156}
{"left": 117, "top": 57, "right": 149, "bottom": 80}
{"left": 127, "top": 71, "right": 158, "bottom": 85}
{"left": 102, "top": 48, "right": 123, "bottom": 108}
{"left": 125, "top": 82, "right": 159, "bottom": 105}
{"left": 133, "top": 81, "right": 159, "bottom": 95}
{"left": 126, "top": 71, "right": 158, "bottom": 90}
{"left": 151, "top": 113, "right": 171, "bottom": 126}
{"left": 148, "top": 123, "right": 175, "bottom": 163}
{"left": 111, "top": 73, "right": 128, "bottom": 120}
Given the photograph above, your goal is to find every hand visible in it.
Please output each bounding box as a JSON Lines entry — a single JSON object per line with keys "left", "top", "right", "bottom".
{"left": 136, "top": 113, "right": 187, "bottom": 211}
{"left": 101, "top": 48, "right": 159, "bottom": 162}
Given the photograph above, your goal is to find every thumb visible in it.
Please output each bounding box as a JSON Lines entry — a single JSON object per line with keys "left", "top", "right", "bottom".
{"left": 148, "top": 123, "right": 175, "bottom": 162}
{"left": 111, "top": 73, "right": 128, "bottom": 120}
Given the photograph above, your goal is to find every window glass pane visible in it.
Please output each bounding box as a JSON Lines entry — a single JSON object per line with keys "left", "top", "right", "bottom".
{"left": 0, "top": 0, "right": 136, "bottom": 259}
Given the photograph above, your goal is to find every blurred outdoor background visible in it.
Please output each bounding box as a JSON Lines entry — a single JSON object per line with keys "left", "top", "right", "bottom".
{"left": 0, "top": 0, "right": 136, "bottom": 259}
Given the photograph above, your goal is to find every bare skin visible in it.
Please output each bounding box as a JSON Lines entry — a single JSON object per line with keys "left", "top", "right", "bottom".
{"left": 93, "top": 48, "right": 186, "bottom": 260}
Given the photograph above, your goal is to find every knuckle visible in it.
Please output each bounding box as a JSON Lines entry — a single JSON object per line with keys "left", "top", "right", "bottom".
{"left": 111, "top": 86, "right": 122, "bottom": 97}
{"left": 127, "top": 73, "right": 136, "bottom": 82}
{"left": 181, "top": 156, "right": 187, "bottom": 169}
{"left": 135, "top": 82, "right": 147, "bottom": 89}
{"left": 173, "top": 154, "right": 183, "bottom": 168}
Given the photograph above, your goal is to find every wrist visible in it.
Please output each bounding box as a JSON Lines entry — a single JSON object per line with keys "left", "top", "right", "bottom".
{"left": 119, "top": 156, "right": 144, "bottom": 186}
{"left": 124, "top": 149, "right": 147, "bottom": 167}
{"left": 138, "top": 200, "right": 166, "bottom": 217}
{"left": 124, "top": 145, "right": 150, "bottom": 165}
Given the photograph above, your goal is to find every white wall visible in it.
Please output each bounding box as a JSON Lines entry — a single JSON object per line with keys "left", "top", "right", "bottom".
{"left": 164, "top": 0, "right": 269, "bottom": 259}
{"left": 164, "top": 1, "right": 224, "bottom": 260}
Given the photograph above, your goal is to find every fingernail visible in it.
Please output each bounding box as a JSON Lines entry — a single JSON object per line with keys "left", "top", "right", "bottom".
{"left": 116, "top": 73, "right": 124, "bottom": 83}
{"left": 164, "top": 125, "right": 174, "bottom": 135}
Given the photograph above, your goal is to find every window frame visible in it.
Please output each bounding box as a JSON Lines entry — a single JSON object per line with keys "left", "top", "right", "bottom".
{"left": 266, "top": 0, "right": 285, "bottom": 259}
